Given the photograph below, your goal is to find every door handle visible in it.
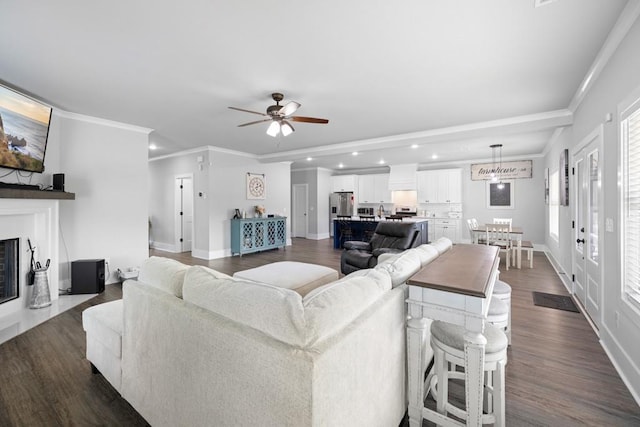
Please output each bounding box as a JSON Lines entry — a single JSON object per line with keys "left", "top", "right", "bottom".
{"left": 576, "top": 238, "right": 585, "bottom": 244}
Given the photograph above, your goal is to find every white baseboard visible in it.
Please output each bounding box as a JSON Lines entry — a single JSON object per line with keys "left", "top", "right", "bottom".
{"left": 600, "top": 327, "right": 640, "bottom": 406}
{"left": 304, "top": 233, "right": 330, "bottom": 240}
{"left": 191, "top": 248, "right": 231, "bottom": 260}
{"left": 151, "top": 241, "right": 179, "bottom": 253}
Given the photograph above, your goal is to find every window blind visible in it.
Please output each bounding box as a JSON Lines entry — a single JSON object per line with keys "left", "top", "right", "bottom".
{"left": 623, "top": 106, "right": 640, "bottom": 307}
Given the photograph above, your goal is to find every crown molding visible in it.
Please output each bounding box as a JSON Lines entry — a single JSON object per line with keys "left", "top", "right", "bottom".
{"left": 568, "top": 0, "right": 640, "bottom": 112}
{"left": 53, "top": 109, "right": 152, "bottom": 134}
{"left": 261, "top": 109, "right": 572, "bottom": 163}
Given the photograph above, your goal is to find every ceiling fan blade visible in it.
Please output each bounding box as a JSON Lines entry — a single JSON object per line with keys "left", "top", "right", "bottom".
{"left": 290, "top": 116, "right": 329, "bottom": 124}
{"left": 228, "top": 106, "right": 268, "bottom": 116}
{"left": 237, "top": 118, "right": 272, "bottom": 127}
{"left": 278, "top": 101, "right": 301, "bottom": 117}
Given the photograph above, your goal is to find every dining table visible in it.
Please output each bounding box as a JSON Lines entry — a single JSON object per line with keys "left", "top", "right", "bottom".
{"left": 472, "top": 224, "right": 524, "bottom": 269}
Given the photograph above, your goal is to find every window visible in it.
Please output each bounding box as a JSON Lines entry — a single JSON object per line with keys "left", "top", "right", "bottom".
{"left": 549, "top": 169, "right": 559, "bottom": 241}
{"left": 622, "top": 91, "right": 640, "bottom": 309}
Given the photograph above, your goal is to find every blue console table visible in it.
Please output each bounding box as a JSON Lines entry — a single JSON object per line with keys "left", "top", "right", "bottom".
{"left": 231, "top": 217, "right": 287, "bottom": 256}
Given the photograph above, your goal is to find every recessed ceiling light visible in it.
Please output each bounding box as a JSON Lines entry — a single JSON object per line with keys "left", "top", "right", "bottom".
{"left": 431, "top": 154, "right": 438, "bottom": 159}
{"left": 378, "top": 159, "right": 385, "bottom": 165}
{"left": 352, "top": 151, "right": 358, "bottom": 156}
{"left": 149, "top": 143, "right": 157, "bottom": 150}
{"left": 411, "top": 144, "right": 419, "bottom": 149}
{"left": 338, "top": 163, "right": 344, "bottom": 168}
{"left": 306, "top": 157, "right": 313, "bottom": 161}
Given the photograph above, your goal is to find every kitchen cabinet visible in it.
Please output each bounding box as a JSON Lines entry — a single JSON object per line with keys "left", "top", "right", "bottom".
{"left": 231, "top": 217, "right": 287, "bottom": 256}
{"left": 416, "top": 169, "right": 462, "bottom": 203}
{"left": 358, "top": 174, "right": 392, "bottom": 203}
{"left": 434, "top": 218, "right": 460, "bottom": 242}
{"left": 331, "top": 175, "right": 358, "bottom": 192}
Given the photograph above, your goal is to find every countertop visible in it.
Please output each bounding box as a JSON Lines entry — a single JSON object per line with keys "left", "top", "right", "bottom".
{"left": 333, "top": 217, "right": 430, "bottom": 223}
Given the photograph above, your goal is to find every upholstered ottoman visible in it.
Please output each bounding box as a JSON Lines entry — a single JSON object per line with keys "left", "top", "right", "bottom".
{"left": 233, "top": 261, "right": 339, "bottom": 297}
{"left": 82, "top": 299, "right": 123, "bottom": 393}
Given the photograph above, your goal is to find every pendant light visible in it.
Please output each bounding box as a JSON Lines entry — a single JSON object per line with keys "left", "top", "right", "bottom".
{"left": 490, "top": 144, "right": 505, "bottom": 189}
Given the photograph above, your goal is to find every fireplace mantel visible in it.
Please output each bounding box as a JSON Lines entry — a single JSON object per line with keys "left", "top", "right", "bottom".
{"left": 0, "top": 188, "right": 75, "bottom": 200}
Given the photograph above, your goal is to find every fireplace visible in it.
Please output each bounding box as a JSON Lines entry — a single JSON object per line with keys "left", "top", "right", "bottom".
{"left": 0, "top": 238, "right": 19, "bottom": 305}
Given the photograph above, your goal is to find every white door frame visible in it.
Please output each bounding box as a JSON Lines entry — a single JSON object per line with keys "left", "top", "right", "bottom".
{"left": 174, "top": 174, "right": 195, "bottom": 252}
{"left": 292, "top": 183, "right": 309, "bottom": 238}
{"left": 571, "top": 125, "right": 604, "bottom": 331}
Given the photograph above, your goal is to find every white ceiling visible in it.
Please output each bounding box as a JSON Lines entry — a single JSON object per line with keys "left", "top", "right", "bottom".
{"left": 0, "top": 0, "right": 631, "bottom": 171}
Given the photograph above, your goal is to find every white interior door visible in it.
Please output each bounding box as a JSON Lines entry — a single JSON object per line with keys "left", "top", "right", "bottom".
{"left": 572, "top": 128, "right": 603, "bottom": 329}
{"left": 175, "top": 176, "right": 194, "bottom": 252}
{"left": 292, "top": 184, "right": 308, "bottom": 238}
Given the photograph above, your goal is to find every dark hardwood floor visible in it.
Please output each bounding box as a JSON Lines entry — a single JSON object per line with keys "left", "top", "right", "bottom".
{"left": 0, "top": 239, "right": 638, "bottom": 426}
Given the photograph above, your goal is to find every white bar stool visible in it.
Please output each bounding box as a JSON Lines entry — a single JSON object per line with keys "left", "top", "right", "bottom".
{"left": 488, "top": 296, "right": 509, "bottom": 345}
{"left": 492, "top": 280, "right": 512, "bottom": 344}
{"left": 429, "top": 320, "right": 508, "bottom": 426}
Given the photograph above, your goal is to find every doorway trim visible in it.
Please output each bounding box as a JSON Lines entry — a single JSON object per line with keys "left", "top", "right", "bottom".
{"left": 175, "top": 173, "right": 195, "bottom": 253}
{"left": 571, "top": 125, "right": 604, "bottom": 331}
{"left": 292, "top": 183, "right": 309, "bottom": 238}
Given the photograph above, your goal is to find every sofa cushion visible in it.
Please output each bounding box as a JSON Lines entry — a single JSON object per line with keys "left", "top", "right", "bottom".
{"left": 137, "top": 256, "right": 191, "bottom": 298}
{"left": 182, "top": 265, "right": 391, "bottom": 348}
{"left": 374, "top": 249, "right": 422, "bottom": 287}
{"left": 82, "top": 299, "right": 123, "bottom": 357}
{"left": 414, "top": 244, "right": 439, "bottom": 267}
{"left": 302, "top": 268, "right": 392, "bottom": 346}
{"left": 183, "top": 265, "right": 306, "bottom": 346}
{"left": 431, "top": 237, "right": 453, "bottom": 255}
{"left": 232, "top": 261, "right": 338, "bottom": 297}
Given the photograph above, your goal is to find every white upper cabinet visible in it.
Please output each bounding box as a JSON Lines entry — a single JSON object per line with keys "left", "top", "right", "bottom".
{"left": 331, "top": 175, "right": 358, "bottom": 192}
{"left": 358, "top": 175, "right": 376, "bottom": 203}
{"left": 417, "top": 169, "right": 462, "bottom": 203}
{"left": 358, "top": 174, "right": 392, "bottom": 203}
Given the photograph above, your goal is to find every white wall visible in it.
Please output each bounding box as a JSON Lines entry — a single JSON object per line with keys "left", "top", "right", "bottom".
{"left": 546, "top": 15, "right": 640, "bottom": 401}
{"left": 149, "top": 148, "right": 292, "bottom": 259}
{"left": 209, "top": 150, "right": 291, "bottom": 258}
{"left": 290, "top": 167, "right": 332, "bottom": 240}
{"left": 55, "top": 113, "right": 150, "bottom": 285}
{"left": 148, "top": 149, "right": 211, "bottom": 254}
{"left": 417, "top": 162, "right": 546, "bottom": 245}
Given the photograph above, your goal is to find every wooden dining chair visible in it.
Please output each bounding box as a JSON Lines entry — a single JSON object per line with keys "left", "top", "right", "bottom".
{"left": 493, "top": 218, "right": 512, "bottom": 230}
{"left": 467, "top": 218, "right": 485, "bottom": 243}
{"left": 485, "top": 224, "right": 512, "bottom": 270}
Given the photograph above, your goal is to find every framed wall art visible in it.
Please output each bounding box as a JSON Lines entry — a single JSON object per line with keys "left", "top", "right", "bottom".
{"left": 486, "top": 180, "right": 515, "bottom": 209}
{"left": 246, "top": 173, "right": 266, "bottom": 200}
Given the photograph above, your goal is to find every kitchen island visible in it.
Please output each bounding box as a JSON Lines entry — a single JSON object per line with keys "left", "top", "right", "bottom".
{"left": 333, "top": 217, "right": 429, "bottom": 249}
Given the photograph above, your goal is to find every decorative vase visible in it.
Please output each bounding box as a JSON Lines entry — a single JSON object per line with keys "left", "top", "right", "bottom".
{"left": 29, "top": 268, "right": 52, "bottom": 309}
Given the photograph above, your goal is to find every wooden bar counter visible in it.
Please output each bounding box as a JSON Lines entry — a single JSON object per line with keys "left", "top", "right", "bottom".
{"left": 405, "top": 244, "right": 500, "bottom": 427}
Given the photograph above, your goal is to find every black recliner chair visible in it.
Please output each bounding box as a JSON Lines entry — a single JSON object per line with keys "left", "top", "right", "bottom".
{"left": 340, "top": 222, "right": 421, "bottom": 275}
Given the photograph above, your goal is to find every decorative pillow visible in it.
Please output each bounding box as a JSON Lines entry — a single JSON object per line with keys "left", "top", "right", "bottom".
{"left": 374, "top": 249, "right": 422, "bottom": 287}
{"left": 137, "top": 256, "right": 190, "bottom": 298}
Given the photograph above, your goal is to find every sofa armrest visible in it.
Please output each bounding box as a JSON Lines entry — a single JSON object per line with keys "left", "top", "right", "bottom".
{"left": 344, "top": 241, "right": 371, "bottom": 251}
{"left": 372, "top": 248, "right": 404, "bottom": 257}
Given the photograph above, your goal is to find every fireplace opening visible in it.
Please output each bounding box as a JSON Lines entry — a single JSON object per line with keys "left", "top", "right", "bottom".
{"left": 0, "top": 238, "right": 19, "bottom": 305}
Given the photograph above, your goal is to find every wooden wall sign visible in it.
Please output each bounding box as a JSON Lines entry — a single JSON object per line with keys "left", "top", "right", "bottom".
{"left": 471, "top": 160, "right": 532, "bottom": 181}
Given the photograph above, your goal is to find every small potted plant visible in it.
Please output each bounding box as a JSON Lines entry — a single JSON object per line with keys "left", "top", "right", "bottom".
{"left": 255, "top": 205, "right": 266, "bottom": 218}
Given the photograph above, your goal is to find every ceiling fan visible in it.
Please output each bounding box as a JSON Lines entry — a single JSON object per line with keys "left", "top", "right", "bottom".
{"left": 228, "top": 93, "right": 329, "bottom": 137}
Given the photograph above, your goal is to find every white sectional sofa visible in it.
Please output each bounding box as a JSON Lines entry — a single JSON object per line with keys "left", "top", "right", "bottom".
{"left": 82, "top": 238, "right": 453, "bottom": 427}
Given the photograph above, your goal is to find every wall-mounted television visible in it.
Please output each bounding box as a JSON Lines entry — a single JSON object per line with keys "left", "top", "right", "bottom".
{"left": 0, "top": 84, "right": 52, "bottom": 173}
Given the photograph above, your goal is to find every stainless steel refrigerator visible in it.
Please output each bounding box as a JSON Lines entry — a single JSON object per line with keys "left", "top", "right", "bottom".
{"left": 329, "top": 192, "right": 354, "bottom": 236}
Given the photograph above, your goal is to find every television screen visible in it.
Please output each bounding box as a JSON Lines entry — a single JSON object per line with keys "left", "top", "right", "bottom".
{"left": 0, "top": 84, "right": 52, "bottom": 173}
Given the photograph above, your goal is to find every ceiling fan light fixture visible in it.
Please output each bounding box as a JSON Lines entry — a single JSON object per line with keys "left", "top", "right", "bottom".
{"left": 266, "top": 121, "right": 281, "bottom": 137}
{"left": 281, "top": 121, "right": 294, "bottom": 136}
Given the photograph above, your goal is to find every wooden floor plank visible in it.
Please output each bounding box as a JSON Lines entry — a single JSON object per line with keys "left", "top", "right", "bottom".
{"left": 0, "top": 239, "right": 637, "bottom": 426}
